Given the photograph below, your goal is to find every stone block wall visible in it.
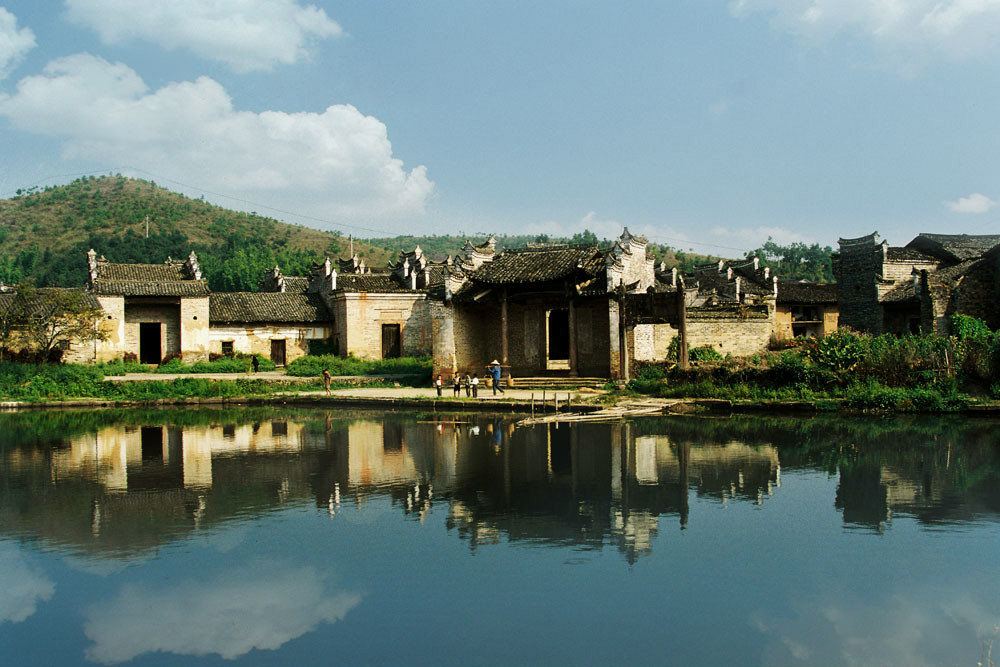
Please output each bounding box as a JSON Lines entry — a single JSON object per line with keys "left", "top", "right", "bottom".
{"left": 835, "top": 234, "right": 883, "bottom": 333}
{"left": 93, "top": 296, "right": 125, "bottom": 362}
{"left": 180, "top": 297, "right": 210, "bottom": 361}
{"left": 208, "top": 324, "right": 332, "bottom": 364}
{"left": 331, "top": 293, "right": 432, "bottom": 359}
{"left": 953, "top": 261, "right": 999, "bottom": 329}
{"left": 685, "top": 312, "right": 773, "bottom": 357}
{"left": 123, "top": 302, "right": 181, "bottom": 360}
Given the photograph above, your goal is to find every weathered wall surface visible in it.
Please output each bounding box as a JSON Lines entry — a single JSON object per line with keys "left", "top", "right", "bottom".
{"left": 686, "top": 313, "right": 773, "bottom": 357}
{"left": 93, "top": 296, "right": 125, "bottom": 362}
{"left": 882, "top": 259, "right": 939, "bottom": 282}
{"left": 124, "top": 302, "right": 181, "bottom": 360}
{"left": 208, "top": 324, "right": 331, "bottom": 363}
{"left": 330, "top": 293, "right": 432, "bottom": 359}
{"left": 180, "top": 297, "right": 210, "bottom": 361}
{"left": 835, "top": 237, "right": 882, "bottom": 333}
{"left": 953, "top": 261, "right": 999, "bottom": 329}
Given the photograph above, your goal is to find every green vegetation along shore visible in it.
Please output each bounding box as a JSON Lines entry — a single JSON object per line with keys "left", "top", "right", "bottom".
{"left": 622, "top": 315, "right": 1000, "bottom": 412}
{"left": 0, "top": 355, "right": 433, "bottom": 403}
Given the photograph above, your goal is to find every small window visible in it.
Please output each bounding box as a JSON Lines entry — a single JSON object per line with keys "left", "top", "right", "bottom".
{"left": 57, "top": 339, "right": 71, "bottom": 351}
{"left": 221, "top": 341, "right": 234, "bottom": 356}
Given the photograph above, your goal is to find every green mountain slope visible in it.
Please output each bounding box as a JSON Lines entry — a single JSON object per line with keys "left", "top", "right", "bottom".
{"left": 0, "top": 175, "right": 393, "bottom": 290}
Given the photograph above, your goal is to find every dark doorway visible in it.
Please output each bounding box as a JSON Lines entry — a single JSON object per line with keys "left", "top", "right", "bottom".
{"left": 141, "top": 426, "right": 163, "bottom": 461}
{"left": 382, "top": 324, "right": 401, "bottom": 359}
{"left": 139, "top": 322, "right": 161, "bottom": 364}
{"left": 270, "top": 339, "right": 286, "bottom": 366}
{"left": 547, "top": 309, "right": 570, "bottom": 360}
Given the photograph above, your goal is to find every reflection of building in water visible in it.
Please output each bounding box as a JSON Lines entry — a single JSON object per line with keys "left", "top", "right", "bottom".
{"left": 834, "top": 441, "right": 1000, "bottom": 531}
{"left": 0, "top": 418, "right": 330, "bottom": 556}
{"left": 447, "top": 422, "right": 781, "bottom": 563}
{"left": 48, "top": 421, "right": 310, "bottom": 493}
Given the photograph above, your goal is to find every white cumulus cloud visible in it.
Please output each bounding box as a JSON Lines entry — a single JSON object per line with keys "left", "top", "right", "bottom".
{"left": 64, "top": 0, "right": 341, "bottom": 72}
{"left": 944, "top": 192, "right": 998, "bottom": 213}
{"left": 732, "top": 0, "right": 1000, "bottom": 60}
{"left": 83, "top": 561, "right": 362, "bottom": 664}
{"left": 0, "top": 54, "right": 434, "bottom": 226}
{"left": 0, "top": 541, "right": 55, "bottom": 624}
{"left": 0, "top": 7, "right": 36, "bottom": 79}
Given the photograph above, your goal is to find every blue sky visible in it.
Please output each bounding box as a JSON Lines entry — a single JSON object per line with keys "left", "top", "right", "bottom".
{"left": 1, "top": 1, "right": 999, "bottom": 255}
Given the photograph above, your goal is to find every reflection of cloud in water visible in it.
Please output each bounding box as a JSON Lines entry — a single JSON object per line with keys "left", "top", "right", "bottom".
{"left": 0, "top": 541, "right": 55, "bottom": 624}
{"left": 83, "top": 560, "right": 362, "bottom": 664}
{"left": 752, "top": 590, "right": 997, "bottom": 666}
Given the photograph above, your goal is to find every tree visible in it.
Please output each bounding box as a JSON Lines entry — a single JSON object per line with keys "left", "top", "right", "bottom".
{"left": 0, "top": 291, "right": 25, "bottom": 362}
{"left": 14, "top": 286, "right": 107, "bottom": 361}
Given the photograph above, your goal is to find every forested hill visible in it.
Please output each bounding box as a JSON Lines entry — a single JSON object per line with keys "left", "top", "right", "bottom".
{"left": 0, "top": 175, "right": 833, "bottom": 290}
{"left": 0, "top": 175, "right": 392, "bottom": 291}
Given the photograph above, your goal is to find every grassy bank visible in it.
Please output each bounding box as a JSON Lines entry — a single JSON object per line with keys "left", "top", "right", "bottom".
{"left": 624, "top": 316, "right": 1000, "bottom": 412}
{"left": 97, "top": 354, "right": 277, "bottom": 375}
{"left": 0, "top": 363, "right": 328, "bottom": 402}
{"left": 285, "top": 354, "right": 432, "bottom": 381}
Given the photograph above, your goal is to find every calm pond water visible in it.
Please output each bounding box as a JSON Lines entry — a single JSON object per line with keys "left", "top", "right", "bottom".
{"left": 0, "top": 408, "right": 998, "bottom": 667}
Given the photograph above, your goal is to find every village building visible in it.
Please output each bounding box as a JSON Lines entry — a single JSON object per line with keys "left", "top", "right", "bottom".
{"left": 774, "top": 281, "right": 838, "bottom": 339}
{"left": 71, "top": 231, "right": 842, "bottom": 373}
{"left": 208, "top": 289, "right": 332, "bottom": 366}
{"left": 430, "top": 229, "right": 656, "bottom": 381}
{"left": 87, "top": 250, "right": 210, "bottom": 363}
{"left": 834, "top": 232, "right": 1000, "bottom": 335}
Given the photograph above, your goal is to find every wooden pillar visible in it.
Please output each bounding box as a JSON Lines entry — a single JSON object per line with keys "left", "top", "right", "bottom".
{"left": 677, "top": 282, "right": 689, "bottom": 371}
{"left": 500, "top": 288, "right": 509, "bottom": 367}
{"left": 568, "top": 298, "right": 578, "bottom": 377}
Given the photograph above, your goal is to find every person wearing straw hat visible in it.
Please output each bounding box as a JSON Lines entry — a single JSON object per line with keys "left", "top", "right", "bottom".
{"left": 487, "top": 359, "right": 505, "bottom": 395}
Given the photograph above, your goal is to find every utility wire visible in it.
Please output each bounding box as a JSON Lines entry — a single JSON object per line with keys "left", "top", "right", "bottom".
{"left": 2, "top": 166, "right": 756, "bottom": 254}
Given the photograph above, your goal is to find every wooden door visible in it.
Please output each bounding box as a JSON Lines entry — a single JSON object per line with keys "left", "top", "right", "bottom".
{"left": 381, "top": 324, "right": 401, "bottom": 358}
{"left": 270, "top": 339, "right": 286, "bottom": 366}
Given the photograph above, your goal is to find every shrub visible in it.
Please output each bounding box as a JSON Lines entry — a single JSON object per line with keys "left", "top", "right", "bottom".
{"left": 285, "top": 354, "right": 432, "bottom": 381}
{"left": 689, "top": 346, "right": 723, "bottom": 362}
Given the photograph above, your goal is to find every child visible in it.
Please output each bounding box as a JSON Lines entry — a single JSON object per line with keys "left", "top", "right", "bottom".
{"left": 435, "top": 374, "right": 443, "bottom": 396}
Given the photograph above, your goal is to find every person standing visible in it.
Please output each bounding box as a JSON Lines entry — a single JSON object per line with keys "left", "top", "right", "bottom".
{"left": 322, "top": 368, "right": 332, "bottom": 395}
{"left": 487, "top": 360, "right": 504, "bottom": 395}
{"left": 464, "top": 373, "right": 472, "bottom": 397}
{"left": 471, "top": 373, "right": 479, "bottom": 398}
{"left": 435, "top": 374, "right": 443, "bottom": 396}
{"left": 251, "top": 355, "right": 260, "bottom": 374}
{"left": 453, "top": 374, "right": 461, "bottom": 396}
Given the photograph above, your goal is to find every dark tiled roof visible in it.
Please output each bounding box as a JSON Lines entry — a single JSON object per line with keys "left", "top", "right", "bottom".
{"left": 91, "top": 280, "right": 210, "bottom": 297}
{"left": 777, "top": 281, "right": 837, "bottom": 304}
{"left": 908, "top": 233, "right": 1000, "bottom": 262}
{"left": 470, "top": 245, "right": 601, "bottom": 285}
{"left": 92, "top": 260, "right": 209, "bottom": 296}
{"left": 336, "top": 273, "right": 418, "bottom": 293}
{"left": 886, "top": 247, "right": 938, "bottom": 262}
{"left": 209, "top": 292, "right": 330, "bottom": 324}
{"left": 927, "top": 258, "right": 982, "bottom": 287}
{"left": 880, "top": 282, "right": 918, "bottom": 303}
{"left": 0, "top": 288, "right": 103, "bottom": 317}
{"left": 281, "top": 276, "right": 310, "bottom": 293}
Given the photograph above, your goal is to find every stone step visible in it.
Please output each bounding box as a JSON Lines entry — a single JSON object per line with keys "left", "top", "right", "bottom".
{"left": 506, "top": 377, "right": 607, "bottom": 389}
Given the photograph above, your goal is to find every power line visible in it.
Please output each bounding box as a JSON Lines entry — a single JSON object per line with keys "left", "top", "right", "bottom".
{"left": 1, "top": 166, "right": 756, "bottom": 253}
